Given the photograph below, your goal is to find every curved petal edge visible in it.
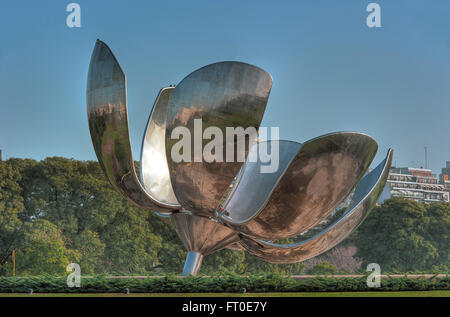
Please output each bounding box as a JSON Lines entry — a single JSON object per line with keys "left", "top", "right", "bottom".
{"left": 140, "top": 87, "right": 181, "bottom": 209}
{"left": 239, "top": 148, "right": 393, "bottom": 264}
{"left": 86, "top": 39, "right": 179, "bottom": 214}
{"left": 165, "top": 61, "right": 273, "bottom": 217}
{"left": 221, "top": 132, "right": 378, "bottom": 240}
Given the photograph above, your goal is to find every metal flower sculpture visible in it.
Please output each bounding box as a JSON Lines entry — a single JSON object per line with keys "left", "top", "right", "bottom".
{"left": 87, "top": 40, "right": 393, "bottom": 275}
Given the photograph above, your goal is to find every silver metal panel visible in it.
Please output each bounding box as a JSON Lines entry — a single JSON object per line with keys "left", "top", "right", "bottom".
{"left": 171, "top": 212, "right": 240, "bottom": 256}
{"left": 165, "top": 62, "right": 273, "bottom": 217}
{"left": 86, "top": 40, "right": 178, "bottom": 214}
{"left": 239, "top": 149, "right": 393, "bottom": 264}
{"left": 182, "top": 251, "right": 204, "bottom": 276}
{"left": 221, "top": 132, "right": 378, "bottom": 240}
{"left": 140, "top": 87, "right": 180, "bottom": 208}
{"left": 219, "top": 140, "right": 301, "bottom": 222}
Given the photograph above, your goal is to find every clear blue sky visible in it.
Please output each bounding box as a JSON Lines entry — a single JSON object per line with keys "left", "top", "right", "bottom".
{"left": 1, "top": 0, "right": 449, "bottom": 174}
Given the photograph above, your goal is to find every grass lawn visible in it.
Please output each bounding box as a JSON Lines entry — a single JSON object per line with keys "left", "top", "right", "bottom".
{"left": 0, "top": 290, "right": 449, "bottom": 297}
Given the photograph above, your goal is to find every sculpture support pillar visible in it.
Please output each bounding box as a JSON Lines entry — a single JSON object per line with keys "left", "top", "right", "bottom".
{"left": 182, "top": 251, "right": 204, "bottom": 276}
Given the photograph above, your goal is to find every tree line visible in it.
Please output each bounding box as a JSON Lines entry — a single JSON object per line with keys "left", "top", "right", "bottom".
{"left": 0, "top": 157, "right": 448, "bottom": 276}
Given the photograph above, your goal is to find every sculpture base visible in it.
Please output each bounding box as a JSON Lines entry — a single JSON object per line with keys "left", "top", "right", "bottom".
{"left": 182, "top": 251, "right": 204, "bottom": 276}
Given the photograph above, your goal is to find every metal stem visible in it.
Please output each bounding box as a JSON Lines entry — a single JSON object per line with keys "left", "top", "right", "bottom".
{"left": 182, "top": 251, "right": 204, "bottom": 276}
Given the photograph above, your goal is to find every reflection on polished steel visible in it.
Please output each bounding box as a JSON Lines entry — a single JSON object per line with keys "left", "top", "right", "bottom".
{"left": 86, "top": 40, "right": 179, "bottom": 215}
{"left": 165, "top": 61, "right": 272, "bottom": 218}
{"left": 172, "top": 212, "right": 240, "bottom": 256}
{"left": 140, "top": 87, "right": 180, "bottom": 209}
{"left": 238, "top": 149, "right": 393, "bottom": 264}
{"left": 87, "top": 40, "right": 393, "bottom": 275}
{"left": 183, "top": 251, "right": 204, "bottom": 276}
{"left": 220, "top": 132, "right": 378, "bottom": 240}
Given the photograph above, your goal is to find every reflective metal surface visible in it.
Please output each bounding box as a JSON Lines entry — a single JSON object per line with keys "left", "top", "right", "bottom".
{"left": 226, "top": 243, "right": 246, "bottom": 251}
{"left": 140, "top": 87, "right": 180, "bottom": 208}
{"left": 171, "top": 212, "right": 240, "bottom": 256}
{"left": 221, "top": 132, "right": 378, "bottom": 240}
{"left": 86, "top": 40, "right": 178, "bottom": 214}
{"left": 165, "top": 62, "right": 273, "bottom": 217}
{"left": 182, "top": 251, "right": 204, "bottom": 276}
{"left": 86, "top": 40, "right": 393, "bottom": 275}
{"left": 239, "top": 149, "right": 393, "bottom": 264}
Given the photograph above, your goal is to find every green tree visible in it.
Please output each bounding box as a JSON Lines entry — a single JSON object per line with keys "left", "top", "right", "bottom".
{"left": 100, "top": 204, "right": 163, "bottom": 274}
{"left": 353, "top": 198, "right": 446, "bottom": 272}
{"left": 158, "top": 241, "right": 186, "bottom": 273}
{"left": 10, "top": 157, "right": 162, "bottom": 274}
{"left": 14, "top": 219, "right": 79, "bottom": 275}
{"left": 72, "top": 230, "right": 106, "bottom": 274}
{"left": 202, "top": 249, "right": 246, "bottom": 274}
{"left": 0, "top": 160, "right": 24, "bottom": 271}
{"left": 15, "top": 157, "right": 120, "bottom": 237}
{"left": 423, "top": 202, "right": 450, "bottom": 271}
{"left": 146, "top": 211, "right": 190, "bottom": 273}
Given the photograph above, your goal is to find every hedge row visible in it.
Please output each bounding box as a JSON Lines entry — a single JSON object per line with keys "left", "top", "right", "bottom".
{"left": 0, "top": 274, "right": 448, "bottom": 293}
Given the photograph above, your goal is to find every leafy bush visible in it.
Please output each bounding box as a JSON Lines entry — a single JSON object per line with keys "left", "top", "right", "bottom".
{"left": 0, "top": 274, "right": 448, "bottom": 293}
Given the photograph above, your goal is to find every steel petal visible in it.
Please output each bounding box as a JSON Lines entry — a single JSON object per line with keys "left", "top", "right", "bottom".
{"left": 165, "top": 62, "right": 273, "bottom": 217}
{"left": 86, "top": 40, "right": 178, "bottom": 214}
{"left": 221, "top": 132, "right": 378, "bottom": 240}
{"left": 140, "top": 87, "right": 180, "bottom": 208}
{"left": 238, "top": 149, "right": 393, "bottom": 264}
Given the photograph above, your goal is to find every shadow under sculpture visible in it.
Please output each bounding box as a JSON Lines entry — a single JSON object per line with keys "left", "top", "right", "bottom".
{"left": 86, "top": 40, "right": 393, "bottom": 276}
